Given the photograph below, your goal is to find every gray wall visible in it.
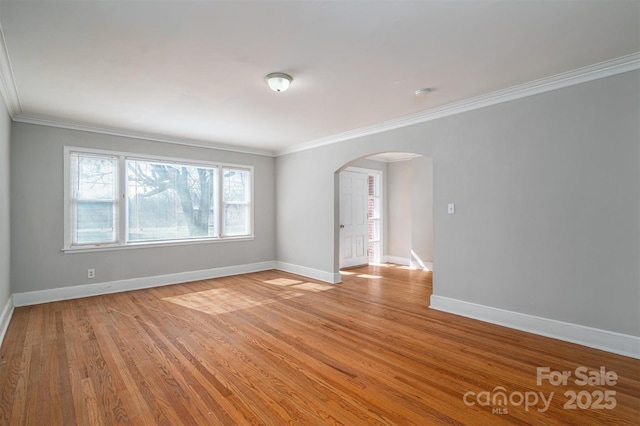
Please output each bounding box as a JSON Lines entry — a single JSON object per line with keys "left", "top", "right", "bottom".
{"left": 386, "top": 157, "right": 434, "bottom": 267}
{"left": 0, "top": 100, "right": 10, "bottom": 310}
{"left": 387, "top": 160, "right": 412, "bottom": 260}
{"left": 411, "top": 156, "right": 433, "bottom": 267}
{"left": 276, "top": 71, "right": 640, "bottom": 336}
{"left": 10, "top": 123, "right": 276, "bottom": 293}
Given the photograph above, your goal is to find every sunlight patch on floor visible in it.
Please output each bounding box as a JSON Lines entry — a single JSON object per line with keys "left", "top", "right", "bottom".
{"left": 290, "top": 282, "right": 335, "bottom": 292}
{"left": 263, "top": 278, "right": 303, "bottom": 286}
{"left": 356, "top": 274, "right": 382, "bottom": 279}
{"left": 163, "top": 288, "right": 303, "bottom": 315}
{"left": 263, "top": 278, "right": 334, "bottom": 292}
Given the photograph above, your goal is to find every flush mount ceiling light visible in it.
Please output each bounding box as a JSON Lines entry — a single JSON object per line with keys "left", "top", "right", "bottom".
{"left": 415, "top": 88, "right": 434, "bottom": 96}
{"left": 265, "top": 72, "right": 292, "bottom": 92}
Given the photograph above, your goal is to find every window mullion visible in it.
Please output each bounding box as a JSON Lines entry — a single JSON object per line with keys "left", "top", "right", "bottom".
{"left": 217, "top": 167, "right": 223, "bottom": 238}
{"left": 119, "top": 156, "right": 127, "bottom": 245}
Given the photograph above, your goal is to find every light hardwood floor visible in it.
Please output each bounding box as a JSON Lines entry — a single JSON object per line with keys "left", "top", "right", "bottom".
{"left": 0, "top": 264, "right": 638, "bottom": 425}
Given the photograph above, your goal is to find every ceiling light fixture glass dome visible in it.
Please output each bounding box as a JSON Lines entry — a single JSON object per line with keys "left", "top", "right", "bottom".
{"left": 265, "top": 72, "right": 292, "bottom": 92}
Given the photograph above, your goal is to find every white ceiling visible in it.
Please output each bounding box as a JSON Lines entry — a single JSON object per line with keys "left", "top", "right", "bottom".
{"left": 0, "top": 0, "right": 638, "bottom": 156}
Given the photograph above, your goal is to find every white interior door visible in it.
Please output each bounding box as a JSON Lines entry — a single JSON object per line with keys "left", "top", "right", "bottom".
{"left": 339, "top": 171, "right": 369, "bottom": 268}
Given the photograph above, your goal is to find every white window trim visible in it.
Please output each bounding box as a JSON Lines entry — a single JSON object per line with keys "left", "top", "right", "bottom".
{"left": 63, "top": 146, "right": 255, "bottom": 253}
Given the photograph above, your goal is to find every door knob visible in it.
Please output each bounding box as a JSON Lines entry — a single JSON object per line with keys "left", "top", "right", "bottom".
{"left": 340, "top": 224, "right": 345, "bottom": 229}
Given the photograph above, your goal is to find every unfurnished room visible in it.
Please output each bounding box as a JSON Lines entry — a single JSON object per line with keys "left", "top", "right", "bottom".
{"left": 0, "top": 1, "right": 638, "bottom": 424}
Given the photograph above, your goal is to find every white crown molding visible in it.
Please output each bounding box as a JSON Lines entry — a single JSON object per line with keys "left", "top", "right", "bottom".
{"left": 279, "top": 53, "right": 640, "bottom": 156}
{"left": 430, "top": 295, "right": 640, "bottom": 360}
{"left": 13, "top": 113, "right": 277, "bottom": 157}
{"left": 0, "top": 22, "right": 21, "bottom": 117}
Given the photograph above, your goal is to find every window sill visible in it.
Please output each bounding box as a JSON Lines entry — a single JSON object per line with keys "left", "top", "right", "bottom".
{"left": 62, "top": 235, "right": 255, "bottom": 254}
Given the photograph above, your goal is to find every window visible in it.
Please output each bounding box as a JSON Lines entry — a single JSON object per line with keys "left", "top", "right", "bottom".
{"left": 64, "top": 148, "right": 253, "bottom": 251}
{"left": 367, "top": 173, "right": 382, "bottom": 264}
{"left": 222, "top": 167, "right": 251, "bottom": 237}
{"left": 69, "top": 153, "right": 118, "bottom": 244}
{"left": 127, "top": 159, "right": 218, "bottom": 242}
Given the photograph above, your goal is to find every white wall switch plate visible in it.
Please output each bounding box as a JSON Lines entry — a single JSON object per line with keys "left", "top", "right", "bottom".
{"left": 448, "top": 203, "right": 455, "bottom": 214}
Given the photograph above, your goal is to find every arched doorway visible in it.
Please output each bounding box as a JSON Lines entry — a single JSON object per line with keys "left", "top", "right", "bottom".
{"left": 335, "top": 152, "right": 433, "bottom": 273}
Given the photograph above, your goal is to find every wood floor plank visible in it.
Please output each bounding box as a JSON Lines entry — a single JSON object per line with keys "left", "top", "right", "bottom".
{"left": 0, "top": 308, "right": 31, "bottom": 425}
{"left": 0, "top": 264, "right": 638, "bottom": 425}
{"left": 7, "top": 347, "right": 29, "bottom": 426}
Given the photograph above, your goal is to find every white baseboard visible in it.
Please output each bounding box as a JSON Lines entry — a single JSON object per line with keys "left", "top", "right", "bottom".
{"left": 13, "top": 261, "right": 276, "bottom": 307}
{"left": 385, "top": 256, "right": 410, "bottom": 266}
{"left": 0, "top": 295, "right": 13, "bottom": 346}
{"left": 430, "top": 295, "right": 640, "bottom": 359}
{"left": 385, "top": 256, "right": 433, "bottom": 271}
{"left": 275, "top": 261, "right": 341, "bottom": 284}
{"left": 420, "top": 261, "right": 434, "bottom": 272}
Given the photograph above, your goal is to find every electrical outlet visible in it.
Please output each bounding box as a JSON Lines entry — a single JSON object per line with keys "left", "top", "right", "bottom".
{"left": 88, "top": 269, "right": 95, "bottom": 279}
